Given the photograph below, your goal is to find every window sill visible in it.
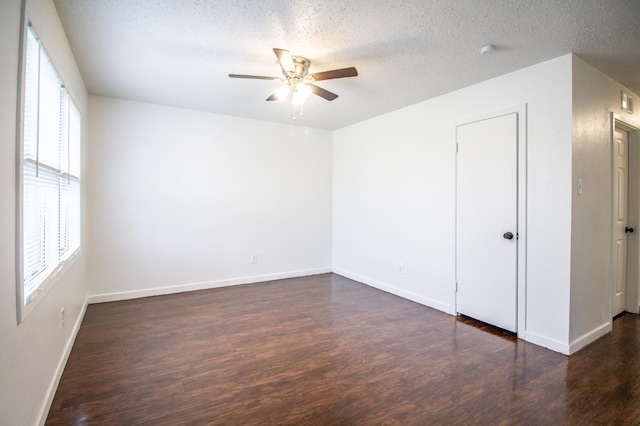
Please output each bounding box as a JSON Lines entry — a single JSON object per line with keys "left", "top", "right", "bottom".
{"left": 17, "top": 248, "right": 82, "bottom": 324}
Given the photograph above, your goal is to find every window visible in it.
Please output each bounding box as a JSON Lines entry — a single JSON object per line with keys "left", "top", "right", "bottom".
{"left": 18, "top": 24, "right": 81, "bottom": 317}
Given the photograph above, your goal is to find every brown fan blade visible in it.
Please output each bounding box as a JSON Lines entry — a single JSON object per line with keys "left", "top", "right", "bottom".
{"left": 273, "top": 48, "right": 295, "bottom": 74}
{"left": 266, "top": 93, "right": 279, "bottom": 101}
{"left": 229, "top": 74, "right": 280, "bottom": 80}
{"left": 308, "top": 84, "right": 338, "bottom": 101}
{"left": 311, "top": 67, "right": 358, "bottom": 81}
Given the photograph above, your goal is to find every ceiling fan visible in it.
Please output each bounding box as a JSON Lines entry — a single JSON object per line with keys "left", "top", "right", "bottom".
{"left": 229, "top": 48, "right": 358, "bottom": 105}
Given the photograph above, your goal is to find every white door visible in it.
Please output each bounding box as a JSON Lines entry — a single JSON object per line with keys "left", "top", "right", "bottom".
{"left": 456, "top": 113, "right": 518, "bottom": 332}
{"left": 612, "top": 127, "right": 630, "bottom": 316}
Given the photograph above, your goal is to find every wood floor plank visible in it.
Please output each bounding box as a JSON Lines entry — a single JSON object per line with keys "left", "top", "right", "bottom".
{"left": 46, "top": 273, "right": 640, "bottom": 425}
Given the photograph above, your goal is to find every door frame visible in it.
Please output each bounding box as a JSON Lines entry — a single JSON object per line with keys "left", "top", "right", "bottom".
{"left": 611, "top": 112, "right": 640, "bottom": 315}
{"left": 455, "top": 104, "right": 528, "bottom": 337}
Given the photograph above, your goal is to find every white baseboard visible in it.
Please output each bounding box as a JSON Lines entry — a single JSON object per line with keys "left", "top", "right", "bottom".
{"left": 333, "top": 268, "right": 453, "bottom": 314}
{"left": 523, "top": 330, "right": 571, "bottom": 355}
{"left": 525, "top": 322, "right": 612, "bottom": 356}
{"left": 38, "top": 296, "right": 88, "bottom": 426}
{"left": 568, "top": 321, "right": 612, "bottom": 355}
{"left": 87, "top": 267, "right": 332, "bottom": 304}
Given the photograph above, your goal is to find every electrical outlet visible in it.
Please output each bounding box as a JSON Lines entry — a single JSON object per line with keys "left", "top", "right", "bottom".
{"left": 60, "top": 307, "right": 65, "bottom": 328}
{"left": 251, "top": 253, "right": 258, "bottom": 264}
{"left": 398, "top": 263, "right": 405, "bottom": 275}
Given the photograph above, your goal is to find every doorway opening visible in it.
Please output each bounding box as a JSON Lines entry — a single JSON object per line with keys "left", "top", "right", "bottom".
{"left": 611, "top": 113, "right": 640, "bottom": 318}
{"left": 455, "top": 104, "right": 527, "bottom": 337}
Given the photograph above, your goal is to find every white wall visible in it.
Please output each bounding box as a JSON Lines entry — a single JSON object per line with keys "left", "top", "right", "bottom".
{"left": 87, "top": 97, "right": 333, "bottom": 301}
{"left": 333, "top": 55, "right": 574, "bottom": 353}
{"left": 0, "top": 1, "right": 88, "bottom": 425}
{"left": 570, "top": 56, "right": 640, "bottom": 350}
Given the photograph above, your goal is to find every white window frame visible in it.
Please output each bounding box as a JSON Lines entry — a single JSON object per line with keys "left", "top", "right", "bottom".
{"left": 16, "top": 23, "right": 82, "bottom": 323}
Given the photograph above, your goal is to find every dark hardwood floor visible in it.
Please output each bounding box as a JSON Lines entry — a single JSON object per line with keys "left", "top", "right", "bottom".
{"left": 47, "top": 273, "right": 640, "bottom": 425}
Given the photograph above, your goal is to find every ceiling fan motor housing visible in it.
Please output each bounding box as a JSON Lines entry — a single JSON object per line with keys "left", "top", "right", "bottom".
{"left": 289, "top": 56, "right": 311, "bottom": 78}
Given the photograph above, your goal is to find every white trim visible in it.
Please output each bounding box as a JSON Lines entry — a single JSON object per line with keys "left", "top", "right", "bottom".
{"left": 37, "top": 296, "right": 88, "bottom": 426}
{"left": 15, "top": 0, "right": 27, "bottom": 324}
{"left": 568, "top": 321, "right": 612, "bottom": 355}
{"left": 613, "top": 113, "right": 640, "bottom": 133}
{"left": 523, "top": 330, "right": 570, "bottom": 355}
{"left": 454, "top": 104, "right": 528, "bottom": 337}
{"left": 611, "top": 113, "right": 640, "bottom": 316}
{"left": 87, "top": 268, "right": 332, "bottom": 304}
{"left": 333, "top": 268, "right": 453, "bottom": 314}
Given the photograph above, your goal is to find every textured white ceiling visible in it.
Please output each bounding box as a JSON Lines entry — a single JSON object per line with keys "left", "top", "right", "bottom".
{"left": 53, "top": 0, "right": 640, "bottom": 130}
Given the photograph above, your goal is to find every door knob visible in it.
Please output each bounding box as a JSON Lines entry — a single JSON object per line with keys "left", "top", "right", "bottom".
{"left": 503, "top": 232, "right": 514, "bottom": 240}
{"left": 626, "top": 227, "right": 634, "bottom": 233}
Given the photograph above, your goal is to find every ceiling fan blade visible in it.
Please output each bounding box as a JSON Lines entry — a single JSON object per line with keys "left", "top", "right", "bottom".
{"left": 311, "top": 67, "right": 358, "bottom": 81}
{"left": 266, "top": 93, "right": 279, "bottom": 101}
{"left": 308, "top": 83, "right": 338, "bottom": 101}
{"left": 229, "top": 74, "right": 280, "bottom": 80}
{"left": 273, "top": 48, "right": 295, "bottom": 74}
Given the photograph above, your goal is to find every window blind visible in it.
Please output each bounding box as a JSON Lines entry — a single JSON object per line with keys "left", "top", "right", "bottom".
{"left": 22, "top": 25, "right": 81, "bottom": 305}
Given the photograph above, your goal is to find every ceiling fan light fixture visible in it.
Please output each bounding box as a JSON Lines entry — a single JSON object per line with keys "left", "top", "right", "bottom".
{"left": 298, "top": 83, "right": 311, "bottom": 96}
{"left": 274, "top": 84, "right": 291, "bottom": 100}
{"left": 292, "top": 91, "right": 306, "bottom": 105}
{"left": 292, "top": 83, "right": 311, "bottom": 105}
